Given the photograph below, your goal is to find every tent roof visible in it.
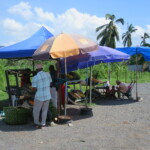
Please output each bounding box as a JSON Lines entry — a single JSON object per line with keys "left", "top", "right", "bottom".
{"left": 116, "top": 46, "right": 150, "bottom": 61}
{"left": 61, "top": 46, "right": 130, "bottom": 73}
{"left": 0, "top": 26, "right": 53, "bottom": 59}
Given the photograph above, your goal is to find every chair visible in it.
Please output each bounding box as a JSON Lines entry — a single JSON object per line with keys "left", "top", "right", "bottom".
{"left": 11, "top": 95, "right": 18, "bottom": 106}
{"left": 121, "top": 80, "right": 136, "bottom": 99}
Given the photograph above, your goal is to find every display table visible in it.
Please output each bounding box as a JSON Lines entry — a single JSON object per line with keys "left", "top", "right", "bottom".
{"left": 67, "top": 80, "right": 86, "bottom": 103}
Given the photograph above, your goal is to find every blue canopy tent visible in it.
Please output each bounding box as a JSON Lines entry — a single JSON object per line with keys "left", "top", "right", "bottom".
{"left": 61, "top": 46, "right": 130, "bottom": 73}
{"left": 116, "top": 46, "right": 150, "bottom": 101}
{"left": 0, "top": 26, "right": 53, "bottom": 103}
{"left": 116, "top": 46, "right": 150, "bottom": 61}
{"left": 0, "top": 26, "right": 53, "bottom": 59}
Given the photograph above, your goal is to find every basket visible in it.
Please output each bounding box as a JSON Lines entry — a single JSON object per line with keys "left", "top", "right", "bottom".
{"left": 57, "top": 115, "right": 72, "bottom": 124}
{"left": 3, "top": 106, "right": 28, "bottom": 125}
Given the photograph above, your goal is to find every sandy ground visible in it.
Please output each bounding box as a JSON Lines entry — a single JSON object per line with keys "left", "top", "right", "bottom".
{"left": 0, "top": 83, "right": 150, "bottom": 150}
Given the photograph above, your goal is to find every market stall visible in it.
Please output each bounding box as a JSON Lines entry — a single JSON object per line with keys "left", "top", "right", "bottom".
{"left": 32, "top": 33, "right": 99, "bottom": 117}
{"left": 5, "top": 69, "right": 35, "bottom": 106}
{"left": 0, "top": 26, "right": 53, "bottom": 103}
{"left": 60, "top": 46, "right": 130, "bottom": 103}
{"left": 0, "top": 27, "right": 54, "bottom": 124}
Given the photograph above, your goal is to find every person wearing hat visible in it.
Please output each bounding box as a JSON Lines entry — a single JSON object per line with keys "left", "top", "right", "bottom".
{"left": 32, "top": 64, "right": 52, "bottom": 128}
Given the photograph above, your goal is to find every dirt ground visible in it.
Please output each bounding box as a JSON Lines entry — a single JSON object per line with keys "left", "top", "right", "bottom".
{"left": 0, "top": 83, "right": 150, "bottom": 150}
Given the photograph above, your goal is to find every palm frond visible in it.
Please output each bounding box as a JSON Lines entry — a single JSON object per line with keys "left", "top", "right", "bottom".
{"left": 105, "top": 14, "right": 112, "bottom": 19}
{"left": 100, "top": 36, "right": 107, "bottom": 46}
{"left": 116, "top": 18, "right": 124, "bottom": 25}
{"left": 96, "top": 28, "right": 107, "bottom": 40}
{"left": 96, "top": 24, "right": 107, "bottom": 32}
{"left": 144, "top": 33, "right": 150, "bottom": 38}
{"left": 122, "top": 33, "right": 126, "bottom": 39}
{"left": 105, "top": 14, "right": 115, "bottom": 21}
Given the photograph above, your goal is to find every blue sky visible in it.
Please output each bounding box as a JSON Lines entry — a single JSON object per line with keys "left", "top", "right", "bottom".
{"left": 0, "top": 0, "right": 150, "bottom": 47}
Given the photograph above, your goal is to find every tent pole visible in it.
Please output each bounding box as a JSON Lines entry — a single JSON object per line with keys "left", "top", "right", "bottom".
{"left": 85, "top": 66, "right": 88, "bottom": 108}
{"left": 89, "top": 66, "right": 93, "bottom": 104}
{"left": 32, "top": 60, "right": 35, "bottom": 71}
{"left": 64, "top": 57, "right": 68, "bottom": 115}
{"left": 136, "top": 48, "right": 138, "bottom": 100}
{"left": 56, "top": 60, "right": 61, "bottom": 116}
{"left": 117, "top": 70, "right": 118, "bottom": 80}
{"left": 108, "top": 63, "right": 110, "bottom": 83}
{"left": 125, "top": 70, "right": 127, "bottom": 83}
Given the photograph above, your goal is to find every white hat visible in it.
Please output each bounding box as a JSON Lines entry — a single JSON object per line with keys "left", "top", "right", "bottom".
{"left": 36, "top": 64, "right": 43, "bottom": 69}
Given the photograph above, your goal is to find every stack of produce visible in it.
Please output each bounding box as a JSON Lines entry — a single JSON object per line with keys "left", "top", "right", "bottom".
{"left": 68, "top": 90, "right": 85, "bottom": 103}
{"left": 66, "top": 72, "right": 80, "bottom": 81}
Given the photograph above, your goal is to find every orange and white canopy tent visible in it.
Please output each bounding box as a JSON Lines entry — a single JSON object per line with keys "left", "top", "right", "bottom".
{"left": 33, "top": 33, "right": 98, "bottom": 60}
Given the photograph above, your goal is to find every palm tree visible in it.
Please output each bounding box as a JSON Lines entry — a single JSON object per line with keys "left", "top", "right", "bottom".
{"left": 140, "top": 32, "right": 150, "bottom": 46}
{"left": 96, "top": 14, "right": 124, "bottom": 48}
{"left": 122, "top": 24, "right": 137, "bottom": 47}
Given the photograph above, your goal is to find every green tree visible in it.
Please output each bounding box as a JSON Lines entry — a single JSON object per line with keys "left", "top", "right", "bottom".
{"left": 140, "top": 32, "right": 150, "bottom": 46}
{"left": 122, "top": 24, "right": 137, "bottom": 47}
{"left": 96, "top": 14, "right": 124, "bottom": 48}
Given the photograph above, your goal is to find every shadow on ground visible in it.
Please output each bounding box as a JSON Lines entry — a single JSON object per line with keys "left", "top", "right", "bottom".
{"left": 0, "top": 105, "right": 93, "bottom": 132}
{"left": 0, "top": 98, "right": 138, "bottom": 132}
{"left": 66, "top": 107, "right": 93, "bottom": 121}
{"left": 93, "top": 98, "right": 137, "bottom": 106}
{"left": 0, "top": 118, "right": 38, "bottom": 132}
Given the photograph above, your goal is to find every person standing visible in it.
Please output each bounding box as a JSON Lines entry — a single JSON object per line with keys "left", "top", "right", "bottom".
{"left": 32, "top": 64, "right": 52, "bottom": 128}
{"left": 49, "top": 65, "right": 58, "bottom": 109}
{"left": 20, "top": 68, "right": 31, "bottom": 87}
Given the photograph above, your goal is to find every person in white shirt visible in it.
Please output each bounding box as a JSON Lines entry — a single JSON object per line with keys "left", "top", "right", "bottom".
{"left": 32, "top": 64, "right": 52, "bottom": 128}
{"left": 116, "top": 80, "right": 128, "bottom": 99}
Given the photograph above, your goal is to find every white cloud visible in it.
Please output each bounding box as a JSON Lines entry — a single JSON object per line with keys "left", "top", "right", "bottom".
{"left": 2, "top": 2, "right": 150, "bottom": 47}
{"left": 1, "top": 18, "right": 47, "bottom": 43}
{"left": 146, "top": 25, "right": 150, "bottom": 32}
{"left": 8, "top": 2, "right": 34, "bottom": 20}
{"left": 133, "top": 26, "right": 144, "bottom": 38}
{"left": 2, "top": 41, "right": 16, "bottom": 47}
{"left": 130, "top": 26, "right": 150, "bottom": 46}
{"left": 3, "top": 7, "right": 109, "bottom": 45}
{"left": 34, "top": 7, "right": 54, "bottom": 22}
{"left": 8, "top": 2, "right": 55, "bottom": 23}
{"left": 117, "top": 25, "right": 149, "bottom": 47}
{"left": 2, "top": 18, "right": 23, "bottom": 36}
{"left": 52, "top": 8, "right": 109, "bottom": 42}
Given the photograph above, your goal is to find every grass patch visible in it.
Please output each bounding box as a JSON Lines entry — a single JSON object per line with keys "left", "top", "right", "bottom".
{"left": 78, "top": 102, "right": 96, "bottom": 107}
{"left": 0, "top": 90, "right": 8, "bottom": 101}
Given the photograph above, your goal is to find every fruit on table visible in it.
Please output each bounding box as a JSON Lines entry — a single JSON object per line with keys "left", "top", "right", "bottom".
{"left": 67, "top": 74, "right": 73, "bottom": 79}
{"left": 76, "top": 90, "right": 85, "bottom": 98}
